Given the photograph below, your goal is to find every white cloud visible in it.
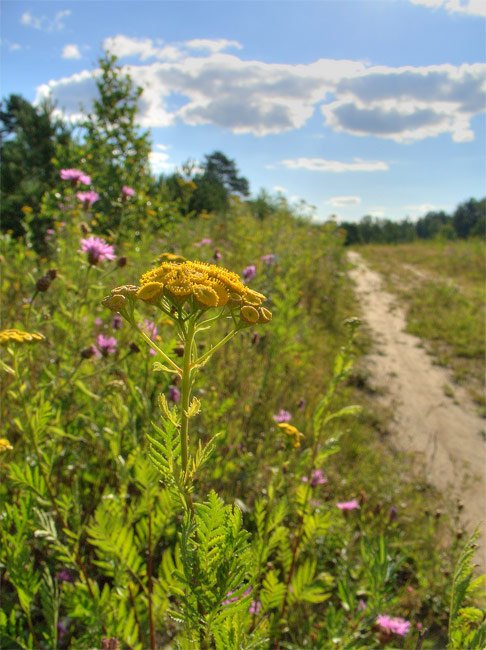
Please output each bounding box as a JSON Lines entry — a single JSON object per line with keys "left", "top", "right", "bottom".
{"left": 62, "top": 44, "right": 82, "bottom": 60}
{"left": 185, "top": 38, "right": 242, "bottom": 53}
{"left": 149, "top": 150, "right": 175, "bottom": 175}
{"left": 405, "top": 202, "right": 440, "bottom": 214}
{"left": 409, "top": 0, "right": 486, "bottom": 17}
{"left": 21, "top": 9, "right": 71, "bottom": 31}
{"left": 273, "top": 185, "right": 288, "bottom": 193}
{"left": 326, "top": 196, "right": 362, "bottom": 207}
{"left": 279, "top": 157, "right": 389, "bottom": 172}
{"left": 35, "top": 39, "right": 486, "bottom": 143}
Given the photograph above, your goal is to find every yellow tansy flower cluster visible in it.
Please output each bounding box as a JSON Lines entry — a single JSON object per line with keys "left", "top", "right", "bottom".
{"left": 0, "top": 329, "right": 45, "bottom": 346}
{"left": 0, "top": 438, "right": 13, "bottom": 452}
{"left": 278, "top": 423, "right": 304, "bottom": 448}
{"left": 105, "top": 258, "right": 272, "bottom": 325}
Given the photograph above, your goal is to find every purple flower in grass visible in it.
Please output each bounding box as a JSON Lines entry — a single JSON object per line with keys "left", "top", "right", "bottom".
{"left": 243, "top": 265, "right": 256, "bottom": 282}
{"left": 60, "top": 168, "right": 91, "bottom": 185}
{"left": 56, "top": 570, "right": 74, "bottom": 583}
{"left": 122, "top": 185, "right": 135, "bottom": 198}
{"left": 79, "top": 236, "right": 116, "bottom": 265}
{"left": 194, "top": 238, "right": 212, "bottom": 247}
{"left": 261, "top": 254, "right": 276, "bottom": 265}
{"left": 168, "top": 385, "right": 181, "bottom": 403}
{"left": 77, "top": 191, "right": 100, "bottom": 208}
{"left": 273, "top": 409, "right": 291, "bottom": 423}
{"left": 337, "top": 499, "right": 360, "bottom": 511}
{"left": 96, "top": 334, "right": 117, "bottom": 357}
{"left": 376, "top": 614, "right": 411, "bottom": 636}
{"left": 139, "top": 319, "right": 157, "bottom": 355}
{"left": 111, "top": 315, "right": 123, "bottom": 330}
{"left": 302, "top": 469, "right": 327, "bottom": 487}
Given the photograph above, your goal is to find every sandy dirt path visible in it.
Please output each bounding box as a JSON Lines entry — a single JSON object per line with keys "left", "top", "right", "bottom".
{"left": 348, "top": 250, "right": 486, "bottom": 572}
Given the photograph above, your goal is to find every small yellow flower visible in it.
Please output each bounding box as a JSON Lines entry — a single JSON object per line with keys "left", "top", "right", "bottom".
{"left": 193, "top": 285, "right": 219, "bottom": 308}
{"left": 0, "top": 438, "right": 13, "bottom": 452}
{"left": 240, "top": 305, "right": 260, "bottom": 324}
{"left": 136, "top": 282, "right": 164, "bottom": 302}
{"left": 0, "top": 329, "right": 45, "bottom": 346}
{"left": 278, "top": 423, "right": 304, "bottom": 448}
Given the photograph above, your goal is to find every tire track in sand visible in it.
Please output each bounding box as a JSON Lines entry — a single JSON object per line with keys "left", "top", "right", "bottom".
{"left": 348, "top": 250, "right": 486, "bottom": 572}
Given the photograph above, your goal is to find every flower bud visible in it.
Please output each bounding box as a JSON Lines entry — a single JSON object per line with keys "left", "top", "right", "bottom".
{"left": 47, "top": 268, "right": 58, "bottom": 280}
{"left": 117, "top": 256, "right": 127, "bottom": 268}
{"left": 241, "top": 305, "right": 260, "bottom": 324}
{"left": 35, "top": 275, "right": 51, "bottom": 292}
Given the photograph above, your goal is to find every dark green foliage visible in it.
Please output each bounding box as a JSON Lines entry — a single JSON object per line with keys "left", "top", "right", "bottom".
{"left": 0, "top": 94, "right": 72, "bottom": 238}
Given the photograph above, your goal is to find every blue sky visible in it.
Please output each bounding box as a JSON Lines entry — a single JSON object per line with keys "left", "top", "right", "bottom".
{"left": 2, "top": 0, "right": 485, "bottom": 222}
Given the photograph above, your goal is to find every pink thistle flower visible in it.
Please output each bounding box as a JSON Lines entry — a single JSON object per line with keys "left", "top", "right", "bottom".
{"left": 94, "top": 317, "right": 104, "bottom": 327}
{"left": 77, "top": 191, "right": 100, "bottom": 208}
{"left": 79, "top": 236, "right": 116, "bottom": 265}
{"left": 243, "top": 264, "right": 256, "bottom": 282}
{"left": 273, "top": 409, "right": 291, "bottom": 423}
{"left": 376, "top": 614, "right": 411, "bottom": 636}
{"left": 60, "top": 168, "right": 91, "bottom": 185}
{"left": 302, "top": 469, "right": 327, "bottom": 487}
{"left": 96, "top": 334, "right": 117, "bottom": 357}
{"left": 249, "top": 600, "right": 261, "bottom": 615}
{"left": 194, "top": 238, "right": 213, "bottom": 247}
{"left": 111, "top": 315, "right": 123, "bottom": 330}
{"left": 261, "top": 254, "right": 276, "bottom": 265}
{"left": 337, "top": 499, "right": 360, "bottom": 511}
{"left": 122, "top": 185, "right": 135, "bottom": 198}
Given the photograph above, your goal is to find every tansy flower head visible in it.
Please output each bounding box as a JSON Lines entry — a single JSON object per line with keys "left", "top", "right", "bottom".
{"left": 0, "top": 329, "right": 45, "bottom": 346}
{"left": 0, "top": 438, "right": 13, "bottom": 452}
{"left": 278, "top": 423, "right": 304, "bottom": 448}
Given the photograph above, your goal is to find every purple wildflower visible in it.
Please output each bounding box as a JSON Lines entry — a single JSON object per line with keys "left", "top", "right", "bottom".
{"left": 389, "top": 505, "right": 398, "bottom": 521}
{"left": 357, "top": 599, "right": 367, "bottom": 612}
{"left": 243, "top": 265, "right": 256, "bottom": 282}
{"left": 297, "top": 397, "right": 307, "bottom": 411}
{"left": 96, "top": 334, "right": 117, "bottom": 357}
{"left": 213, "top": 249, "right": 222, "bottom": 261}
{"left": 94, "top": 317, "right": 103, "bottom": 327}
{"left": 111, "top": 315, "right": 123, "bottom": 330}
{"left": 194, "top": 238, "right": 212, "bottom": 247}
{"left": 122, "top": 185, "right": 135, "bottom": 198}
{"left": 140, "top": 319, "right": 157, "bottom": 355}
{"left": 302, "top": 469, "right": 327, "bottom": 487}
{"left": 249, "top": 600, "right": 261, "bottom": 615}
{"left": 57, "top": 622, "right": 67, "bottom": 642}
{"left": 168, "top": 385, "right": 181, "bottom": 403}
{"left": 60, "top": 168, "right": 91, "bottom": 185}
{"left": 261, "top": 254, "right": 276, "bottom": 265}
{"left": 273, "top": 409, "right": 292, "bottom": 423}
{"left": 56, "top": 570, "right": 74, "bottom": 583}
{"left": 77, "top": 191, "right": 100, "bottom": 208}
{"left": 337, "top": 499, "right": 360, "bottom": 511}
{"left": 376, "top": 614, "right": 411, "bottom": 636}
{"left": 79, "top": 236, "right": 116, "bottom": 265}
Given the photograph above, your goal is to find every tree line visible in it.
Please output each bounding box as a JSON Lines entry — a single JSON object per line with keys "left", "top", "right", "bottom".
{"left": 339, "top": 200, "right": 485, "bottom": 245}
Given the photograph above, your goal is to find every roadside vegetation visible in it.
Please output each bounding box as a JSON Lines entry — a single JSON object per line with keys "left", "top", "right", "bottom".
{"left": 356, "top": 240, "right": 486, "bottom": 412}
{"left": 1, "top": 52, "right": 485, "bottom": 649}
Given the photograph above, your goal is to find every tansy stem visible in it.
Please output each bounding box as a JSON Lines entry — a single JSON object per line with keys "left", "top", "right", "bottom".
{"left": 180, "top": 316, "right": 196, "bottom": 476}
{"left": 134, "top": 325, "right": 182, "bottom": 375}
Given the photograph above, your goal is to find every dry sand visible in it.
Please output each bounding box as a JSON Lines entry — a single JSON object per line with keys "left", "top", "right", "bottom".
{"left": 348, "top": 250, "right": 486, "bottom": 572}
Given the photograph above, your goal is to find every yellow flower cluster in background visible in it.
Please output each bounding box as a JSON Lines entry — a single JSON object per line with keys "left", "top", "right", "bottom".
{"left": 0, "top": 329, "right": 45, "bottom": 346}
{"left": 278, "top": 423, "right": 304, "bottom": 448}
{"left": 0, "top": 438, "right": 13, "bottom": 452}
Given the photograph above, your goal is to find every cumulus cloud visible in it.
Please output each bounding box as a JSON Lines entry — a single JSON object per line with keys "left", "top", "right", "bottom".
{"left": 273, "top": 185, "right": 288, "bottom": 193}
{"left": 149, "top": 150, "right": 175, "bottom": 175}
{"left": 409, "top": 0, "right": 486, "bottom": 17}
{"left": 326, "top": 196, "right": 362, "bottom": 207}
{"left": 21, "top": 9, "right": 70, "bottom": 31}
{"left": 62, "top": 44, "right": 82, "bottom": 60}
{"left": 279, "top": 157, "right": 389, "bottom": 172}
{"left": 34, "top": 36, "right": 486, "bottom": 143}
